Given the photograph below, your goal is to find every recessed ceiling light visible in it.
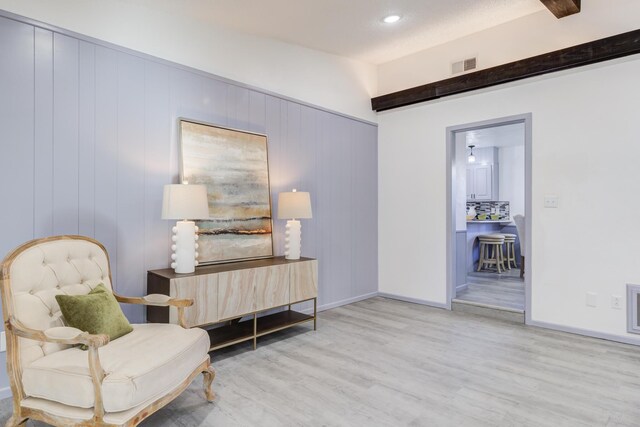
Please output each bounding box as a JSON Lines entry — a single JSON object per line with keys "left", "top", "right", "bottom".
{"left": 382, "top": 15, "right": 401, "bottom": 24}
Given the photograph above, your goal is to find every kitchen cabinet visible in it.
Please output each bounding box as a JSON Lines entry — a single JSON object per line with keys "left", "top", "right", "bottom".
{"left": 467, "top": 164, "right": 494, "bottom": 200}
{"left": 466, "top": 147, "right": 499, "bottom": 201}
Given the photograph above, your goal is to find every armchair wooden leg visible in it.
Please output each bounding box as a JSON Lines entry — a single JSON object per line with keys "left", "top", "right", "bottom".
{"left": 203, "top": 364, "right": 216, "bottom": 402}
{"left": 5, "top": 413, "right": 27, "bottom": 427}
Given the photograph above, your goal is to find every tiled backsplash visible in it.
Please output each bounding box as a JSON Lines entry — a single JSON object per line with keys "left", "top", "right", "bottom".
{"left": 466, "top": 201, "right": 510, "bottom": 220}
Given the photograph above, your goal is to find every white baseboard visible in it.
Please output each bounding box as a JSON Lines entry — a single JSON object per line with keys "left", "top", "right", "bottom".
{"left": 456, "top": 284, "right": 469, "bottom": 293}
{"left": 0, "top": 386, "right": 11, "bottom": 400}
{"left": 377, "top": 292, "right": 449, "bottom": 309}
{"left": 297, "top": 292, "right": 379, "bottom": 315}
{"left": 318, "top": 292, "right": 379, "bottom": 312}
{"left": 528, "top": 319, "right": 640, "bottom": 347}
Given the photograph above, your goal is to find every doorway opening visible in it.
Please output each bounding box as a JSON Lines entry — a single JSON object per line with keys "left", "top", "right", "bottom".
{"left": 446, "top": 114, "right": 532, "bottom": 323}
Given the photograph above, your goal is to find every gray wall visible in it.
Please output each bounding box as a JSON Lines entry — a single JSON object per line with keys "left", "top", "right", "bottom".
{"left": 0, "top": 14, "right": 378, "bottom": 396}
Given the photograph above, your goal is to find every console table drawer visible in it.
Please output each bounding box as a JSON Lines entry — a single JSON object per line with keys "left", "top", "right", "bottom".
{"left": 217, "top": 270, "right": 256, "bottom": 320}
{"left": 170, "top": 275, "right": 218, "bottom": 328}
{"left": 255, "top": 264, "right": 289, "bottom": 311}
{"left": 290, "top": 259, "right": 317, "bottom": 303}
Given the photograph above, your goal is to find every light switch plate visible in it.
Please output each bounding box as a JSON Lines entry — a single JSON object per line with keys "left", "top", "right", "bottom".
{"left": 0, "top": 331, "right": 5, "bottom": 352}
{"left": 544, "top": 195, "right": 559, "bottom": 208}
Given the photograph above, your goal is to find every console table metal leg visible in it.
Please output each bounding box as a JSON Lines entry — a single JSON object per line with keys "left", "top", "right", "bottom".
{"left": 313, "top": 298, "right": 317, "bottom": 331}
{"left": 253, "top": 313, "right": 257, "bottom": 350}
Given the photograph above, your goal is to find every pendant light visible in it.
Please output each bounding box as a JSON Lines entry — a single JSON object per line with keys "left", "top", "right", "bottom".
{"left": 468, "top": 145, "right": 476, "bottom": 163}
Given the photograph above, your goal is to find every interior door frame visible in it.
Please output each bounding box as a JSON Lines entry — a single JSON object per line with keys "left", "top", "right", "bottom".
{"left": 445, "top": 113, "right": 533, "bottom": 324}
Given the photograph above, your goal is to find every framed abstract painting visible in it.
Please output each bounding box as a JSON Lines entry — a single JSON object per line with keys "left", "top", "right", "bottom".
{"left": 179, "top": 119, "right": 273, "bottom": 264}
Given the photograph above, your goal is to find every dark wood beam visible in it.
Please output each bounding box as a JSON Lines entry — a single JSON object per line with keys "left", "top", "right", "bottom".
{"left": 371, "top": 29, "right": 640, "bottom": 112}
{"left": 540, "top": 0, "right": 581, "bottom": 19}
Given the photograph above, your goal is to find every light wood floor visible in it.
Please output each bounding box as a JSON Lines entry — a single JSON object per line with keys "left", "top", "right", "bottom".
{"left": 456, "top": 271, "right": 525, "bottom": 311}
{"left": 1, "top": 297, "right": 639, "bottom": 426}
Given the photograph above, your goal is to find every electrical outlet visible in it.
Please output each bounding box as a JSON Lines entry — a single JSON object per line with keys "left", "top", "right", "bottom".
{"left": 544, "top": 195, "right": 559, "bottom": 208}
{"left": 611, "top": 295, "right": 623, "bottom": 310}
{"left": 0, "top": 331, "right": 5, "bottom": 352}
{"left": 586, "top": 292, "right": 597, "bottom": 307}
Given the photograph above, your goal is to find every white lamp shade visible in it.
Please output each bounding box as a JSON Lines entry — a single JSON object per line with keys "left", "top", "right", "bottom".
{"left": 277, "top": 191, "right": 312, "bottom": 219}
{"left": 161, "top": 184, "right": 209, "bottom": 220}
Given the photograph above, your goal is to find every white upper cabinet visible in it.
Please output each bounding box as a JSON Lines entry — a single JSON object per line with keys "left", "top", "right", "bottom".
{"left": 467, "top": 164, "right": 493, "bottom": 200}
{"left": 466, "top": 147, "right": 499, "bottom": 201}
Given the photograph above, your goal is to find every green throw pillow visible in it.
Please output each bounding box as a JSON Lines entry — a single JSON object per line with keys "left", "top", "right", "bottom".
{"left": 55, "top": 284, "right": 133, "bottom": 348}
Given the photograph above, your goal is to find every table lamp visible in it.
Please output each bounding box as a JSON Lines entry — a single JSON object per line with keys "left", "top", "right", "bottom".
{"left": 162, "top": 184, "right": 209, "bottom": 273}
{"left": 277, "top": 189, "right": 312, "bottom": 260}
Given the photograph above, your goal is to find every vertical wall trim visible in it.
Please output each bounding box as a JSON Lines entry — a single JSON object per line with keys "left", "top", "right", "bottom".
{"left": 524, "top": 113, "right": 533, "bottom": 325}
{"left": 51, "top": 31, "right": 55, "bottom": 235}
{"left": 0, "top": 14, "right": 378, "bottom": 325}
{"left": 445, "top": 127, "right": 455, "bottom": 308}
{"left": 32, "top": 26, "right": 36, "bottom": 237}
{"left": 0, "top": 13, "right": 378, "bottom": 395}
{"left": 0, "top": 10, "right": 376, "bottom": 128}
{"left": 77, "top": 42, "right": 82, "bottom": 231}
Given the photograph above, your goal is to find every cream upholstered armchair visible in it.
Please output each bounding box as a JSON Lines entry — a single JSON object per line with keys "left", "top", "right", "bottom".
{"left": 0, "top": 235, "right": 215, "bottom": 426}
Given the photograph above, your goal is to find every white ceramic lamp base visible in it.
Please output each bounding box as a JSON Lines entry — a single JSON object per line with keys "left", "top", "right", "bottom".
{"left": 284, "top": 219, "right": 302, "bottom": 260}
{"left": 170, "top": 220, "right": 200, "bottom": 274}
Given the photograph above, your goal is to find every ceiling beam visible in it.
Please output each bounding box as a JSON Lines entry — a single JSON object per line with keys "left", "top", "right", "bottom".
{"left": 371, "top": 29, "right": 640, "bottom": 112}
{"left": 540, "top": 0, "right": 581, "bottom": 19}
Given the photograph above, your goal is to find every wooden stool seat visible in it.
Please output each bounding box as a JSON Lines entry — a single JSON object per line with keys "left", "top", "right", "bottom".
{"left": 477, "top": 234, "right": 506, "bottom": 273}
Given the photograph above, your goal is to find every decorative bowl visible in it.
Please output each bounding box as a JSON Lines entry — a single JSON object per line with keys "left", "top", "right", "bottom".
{"left": 490, "top": 215, "right": 500, "bottom": 220}
{"left": 478, "top": 214, "right": 488, "bottom": 220}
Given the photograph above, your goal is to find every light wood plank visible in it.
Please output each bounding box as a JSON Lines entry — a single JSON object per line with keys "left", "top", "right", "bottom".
{"left": 25, "top": 297, "right": 636, "bottom": 427}
{"left": 255, "top": 265, "right": 289, "bottom": 311}
{"left": 170, "top": 275, "right": 219, "bottom": 327}
{"left": 290, "top": 260, "right": 317, "bottom": 303}
{"left": 6, "top": 298, "right": 640, "bottom": 426}
{"left": 456, "top": 272, "right": 525, "bottom": 311}
{"left": 217, "top": 270, "right": 256, "bottom": 320}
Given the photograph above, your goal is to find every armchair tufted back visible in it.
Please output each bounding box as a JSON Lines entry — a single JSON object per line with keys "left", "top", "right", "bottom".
{"left": 0, "top": 236, "right": 113, "bottom": 371}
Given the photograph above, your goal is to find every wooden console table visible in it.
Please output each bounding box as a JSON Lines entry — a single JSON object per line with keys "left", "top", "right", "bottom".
{"left": 146, "top": 257, "right": 317, "bottom": 351}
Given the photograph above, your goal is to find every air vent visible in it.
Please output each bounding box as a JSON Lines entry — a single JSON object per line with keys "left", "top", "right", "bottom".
{"left": 452, "top": 57, "right": 477, "bottom": 75}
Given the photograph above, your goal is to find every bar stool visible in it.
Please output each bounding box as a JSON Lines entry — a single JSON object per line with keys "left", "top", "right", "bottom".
{"left": 502, "top": 233, "right": 518, "bottom": 270}
{"left": 477, "top": 234, "right": 505, "bottom": 273}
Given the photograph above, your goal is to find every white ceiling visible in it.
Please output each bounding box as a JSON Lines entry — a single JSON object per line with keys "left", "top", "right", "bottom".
{"left": 121, "top": 0, "right": 546, "bottom": 64}
{"left": 464, "top": 123, "right": 525, "bottom": 148}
